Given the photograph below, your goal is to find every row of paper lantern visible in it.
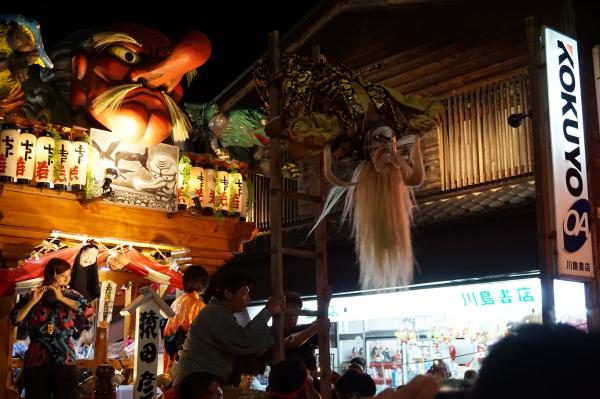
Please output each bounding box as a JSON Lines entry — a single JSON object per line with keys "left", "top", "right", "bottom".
{"left": 177, "top": 164, "right": 249, "bottom": 217}
{"left": 0, "top": 128, "right": 89, "bottom": 187}
{"left": 1, "top": 128, "right": 251, "bottom": 217}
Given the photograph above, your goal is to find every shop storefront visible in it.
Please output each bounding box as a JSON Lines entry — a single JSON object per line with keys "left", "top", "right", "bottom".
{"left": 248, "top": 273, "right": 586, "bottom": 390}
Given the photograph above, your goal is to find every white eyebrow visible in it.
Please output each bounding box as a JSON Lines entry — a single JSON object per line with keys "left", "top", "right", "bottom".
{"left": 92, "top": 32, "right": 143, "bottom": 52}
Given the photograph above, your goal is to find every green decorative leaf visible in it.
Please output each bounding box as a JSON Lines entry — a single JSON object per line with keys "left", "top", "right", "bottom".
{"left": 179, "top": 155, "right": 192, "bottom": 201}
{"left": 219, "top": 109, "right": 267, "bottom": 149}
{"left": 85, "top": 135, "right": 95, "bottom": 199}
{"left": 50, "top": 128, "right": 61, "bottom": 181}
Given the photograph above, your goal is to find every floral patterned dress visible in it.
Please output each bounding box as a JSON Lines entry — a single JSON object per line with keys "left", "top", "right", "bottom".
{"left": 10, "top": 289, "right": 94, "bottom": 368}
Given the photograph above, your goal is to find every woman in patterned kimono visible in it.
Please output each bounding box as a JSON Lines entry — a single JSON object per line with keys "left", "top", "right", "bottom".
{"left": 10, "top": 257, "right": 94, "bottom": 399}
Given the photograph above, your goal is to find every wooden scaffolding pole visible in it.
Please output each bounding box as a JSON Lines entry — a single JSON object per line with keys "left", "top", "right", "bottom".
{"left": 266, "top": 33, "right": 332, "bottom": 399}
{"left": 267, "top": 31, "right": 285, "bottom": 363}
{"left": 312, "top": 45, "right": 332, "bottom": 399}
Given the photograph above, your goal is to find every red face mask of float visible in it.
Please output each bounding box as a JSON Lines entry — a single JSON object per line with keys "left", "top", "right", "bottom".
{"left": 71, "top": 23, "right": 211, "bottom": 147}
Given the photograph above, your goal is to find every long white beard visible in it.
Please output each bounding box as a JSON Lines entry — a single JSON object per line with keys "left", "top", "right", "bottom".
{"left": 344, "top": 150, "right": 415, "bottom": 289}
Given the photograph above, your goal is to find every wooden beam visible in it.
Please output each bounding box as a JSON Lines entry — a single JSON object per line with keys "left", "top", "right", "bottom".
{"left": 281, "top": 247, "right": 316, "bottom": 258}
{"left": 99, "top": 270, "right": 147, "bottom": 288}
{"left": 386, "top": 42, "right": 527, "bottom": 93}
{"left": 0, "top": 185, "right": 256, "bottom": 268}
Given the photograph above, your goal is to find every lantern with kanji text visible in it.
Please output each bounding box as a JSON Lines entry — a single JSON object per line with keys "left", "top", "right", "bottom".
{"left": 215, "top": 167, "right": 230, "bottom": 215}
{"left": 0, "top": 127, "right": 21, "bottom": 183}
{"left": 16, "top": 130, "right": 37, "bottom": 184}
{"left": 189, "top": 166, "right": 204, "bottom": 209}
{"left": 34, "top": 135, "right": 55, "bottom": 188}
{"left": 228, "top": 170, "right": 243, "bottom": 218}
{"left": 69, "top": 140, "right": 89, "bottom": 190}
{"left": 203, "top": 167, "right": 216, "bottom": 215}
{"left": 53, "top": 139, "right": 72, "bottom": 190}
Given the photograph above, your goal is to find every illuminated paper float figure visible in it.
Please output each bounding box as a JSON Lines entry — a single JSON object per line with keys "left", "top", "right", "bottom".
{"left": 255, "top": 53, "right": 441, "bottom": 289}
{"left": 89, "top": 128, "right": 179, "bottom": 212}
{"left": 33, "top": 23, "right": 211, "bottom": 148}
{"left": 0, "top": 14, "right": 53, "bottom": 112}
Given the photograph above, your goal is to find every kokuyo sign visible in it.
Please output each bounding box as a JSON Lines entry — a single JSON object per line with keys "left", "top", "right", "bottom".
{"left": 544, "top": 27, "right": 594, "bottom": 278}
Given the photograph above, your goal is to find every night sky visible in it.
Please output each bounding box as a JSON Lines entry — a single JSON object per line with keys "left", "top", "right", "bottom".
{"left": 4, "top": 1, "right": 325, "bottom": 104}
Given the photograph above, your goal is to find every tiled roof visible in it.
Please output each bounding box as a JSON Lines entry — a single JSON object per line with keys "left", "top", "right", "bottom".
{"left": 415, "top": 177, "right": 535, "bottom": 226}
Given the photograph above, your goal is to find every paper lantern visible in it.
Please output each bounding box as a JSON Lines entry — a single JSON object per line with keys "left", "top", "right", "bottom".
{"left": 0, "top": 128, "right": 21, "bottom": 183}
{"left": 16, "top": 131, "right": 37, "bottom": 184}
{"left": 450, "top": 338, "right": 475, "bottom": 366}
{"left": 53, "top": 139, "right": 72, "bottom": 189}
{"left": 203, "top": 168, "right": 216, "bottom": 212}
{"left": 216, "top": 169, "right": 230, "bottom": 212}
{"left": 189, "top": 166, "right": 204, "bottom": 208}
{"left": 34, "top": 136, "right": 55, "bottom": 187}
{"left": 228, "top": 171, "right": 243, "bottom": 215}
{"left": 69, "top": 141, "right": 89, "bottom": 190}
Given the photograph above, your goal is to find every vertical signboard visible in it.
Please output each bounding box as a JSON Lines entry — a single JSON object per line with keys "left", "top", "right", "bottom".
{"left": 594, "top": 46, "right": 600, "bottom": 138}
{"left": 122, "top": 287, "right": 174, "bottom": 399}
{"left": 544, "top": 27, "right": 594, "bottom": 278}
{"left": 98, "top": 280, "right": 117, "bottom": 327}
{"left": 134, "top": 301, "right": 160, "bottom": 399}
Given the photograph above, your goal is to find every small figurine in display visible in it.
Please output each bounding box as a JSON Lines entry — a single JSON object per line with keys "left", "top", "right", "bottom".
{"left": 102, "top": 167, "right": 119, "bottom": 196}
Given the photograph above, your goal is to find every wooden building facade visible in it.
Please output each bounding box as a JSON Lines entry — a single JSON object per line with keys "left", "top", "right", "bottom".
{"left": 217, "top": 0, "right": 600, "bottom": 328}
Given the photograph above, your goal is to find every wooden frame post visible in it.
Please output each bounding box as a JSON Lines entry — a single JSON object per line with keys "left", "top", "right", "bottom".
{"left": 267, "top": 30, "right": 285, "bottom": 363}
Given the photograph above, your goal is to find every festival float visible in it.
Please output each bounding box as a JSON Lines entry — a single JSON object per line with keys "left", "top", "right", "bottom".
{"left": 0, "top": 15, "right": 262, "bottom": 399}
